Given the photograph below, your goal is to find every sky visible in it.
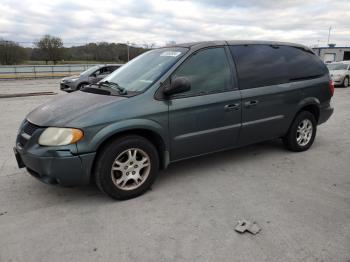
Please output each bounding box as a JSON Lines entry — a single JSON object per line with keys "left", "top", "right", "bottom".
{"left": 0, "top": 0, "right": 349, "bottom": 48}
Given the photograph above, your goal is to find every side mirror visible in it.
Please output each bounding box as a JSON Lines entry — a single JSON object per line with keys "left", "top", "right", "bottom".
{"left": 163, "top": 77, "right": 191, "bottom": 96}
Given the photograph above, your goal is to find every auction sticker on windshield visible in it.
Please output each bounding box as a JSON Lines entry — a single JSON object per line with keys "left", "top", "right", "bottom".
{"left": 160, "top": 51, "right": 181, "bottom": 57}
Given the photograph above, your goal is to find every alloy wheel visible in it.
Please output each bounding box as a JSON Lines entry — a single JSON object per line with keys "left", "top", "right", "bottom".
{"left": 110, "top": 148, "right": 151, "bottom": 191}
{"left": 296, "top": 119, "right": 313, "bottom": 146}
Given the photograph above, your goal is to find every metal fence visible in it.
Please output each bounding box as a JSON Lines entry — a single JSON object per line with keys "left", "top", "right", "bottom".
{"left": 0, "top": 64, "right": 98, "bottom": 79}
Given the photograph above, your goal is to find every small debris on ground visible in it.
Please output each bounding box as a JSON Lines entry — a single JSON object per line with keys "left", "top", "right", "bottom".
{"left": 0, "top": 211, "right": 8, "bottom": 216}
{"left": 235, "top": 219, "right": 261, "bottom": 235}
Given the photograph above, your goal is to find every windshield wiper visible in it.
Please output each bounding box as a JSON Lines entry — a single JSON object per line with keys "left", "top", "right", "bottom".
{"left": 99, "top": 81, "right": 127, "bottom": 95}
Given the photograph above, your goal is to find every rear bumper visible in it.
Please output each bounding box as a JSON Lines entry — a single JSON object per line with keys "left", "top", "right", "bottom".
{"left": 318, "top": 104, "right": 334, "bottom": 125}
{"left": 14, "top": 147, "right": 95, "bottom": 186}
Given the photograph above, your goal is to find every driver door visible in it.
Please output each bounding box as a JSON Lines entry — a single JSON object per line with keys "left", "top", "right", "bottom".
{"left": 168, "top": 47, "right": 242, "bottom": 161}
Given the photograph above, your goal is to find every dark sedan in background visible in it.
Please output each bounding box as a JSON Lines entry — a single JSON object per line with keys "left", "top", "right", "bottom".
{"left": 60, "top": 64, "right": 121, "bottom": 92}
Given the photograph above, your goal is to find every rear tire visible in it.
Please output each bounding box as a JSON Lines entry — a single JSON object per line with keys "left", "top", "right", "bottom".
{"left": 343, "top": 76, "right": 349, "bottom": 87}
{"left": 283, "top": 111, "right": 317, "bottom": 152}
{"left": 94, "top": 135, "right": 159, "bottom": 200}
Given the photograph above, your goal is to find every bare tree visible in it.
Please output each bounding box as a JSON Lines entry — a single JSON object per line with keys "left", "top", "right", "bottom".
{"left": 35, "top": 35, "right": 64, "bottom": 64}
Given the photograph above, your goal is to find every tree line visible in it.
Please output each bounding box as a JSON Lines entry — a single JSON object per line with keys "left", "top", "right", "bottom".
{"left": 0, "top": 35, "right": 149, "bottom": 65}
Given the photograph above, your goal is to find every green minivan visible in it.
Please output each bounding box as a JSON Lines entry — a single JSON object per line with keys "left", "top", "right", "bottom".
{"left": 14, "top": 41, "right": 334, "bottom": 200}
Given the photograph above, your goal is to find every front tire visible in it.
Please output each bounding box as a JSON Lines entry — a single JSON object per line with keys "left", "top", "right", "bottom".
{"left": 77, "top": 83, "right": 85, "bottom": 90}
{"left": 283, "top": 111, "right": 317, "bottom": 152}
{"left": 94, "top": 135, "right": 159, "bottom": 200}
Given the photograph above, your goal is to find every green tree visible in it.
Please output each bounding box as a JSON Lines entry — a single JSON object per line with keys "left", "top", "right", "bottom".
{"left": 35, "top": 35, "right": 64, "bottom": 64}
{"left": 0, "top": 39, "right": 27, "bottom": 65}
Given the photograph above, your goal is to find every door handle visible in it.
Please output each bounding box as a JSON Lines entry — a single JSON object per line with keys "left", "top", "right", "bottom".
{"left": 244, "top": 100, "right": 259, "bottom": 107}
{"left": 224, "top": 103, "right": 240, "bottom": 111}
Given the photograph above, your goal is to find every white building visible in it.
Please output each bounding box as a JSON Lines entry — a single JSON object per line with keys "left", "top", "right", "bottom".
{"left": 312, "top": 45, "right": 350, "bottom": 63}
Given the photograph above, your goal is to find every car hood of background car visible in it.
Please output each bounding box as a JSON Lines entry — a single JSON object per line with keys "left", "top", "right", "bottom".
{"left": 27, "top": 91, "right": 127, "bottom": 127}
{"left": 62, "top": 75, "right": 80, "bottom": 81}
{"left": 329, "top": 70, "right": 347, "bottom": 75}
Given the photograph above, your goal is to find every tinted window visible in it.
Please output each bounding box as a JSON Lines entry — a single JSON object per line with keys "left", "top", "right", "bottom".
{"left": 230, "top": 45, "right": 328, "bottom": 89}
{"left": 229, "top": 45, "right": 288, "bottom": 89}
{"left": 109, "top": 66, "right": 120, "bottom": 71}
{"left": 172, "top": 47, "right": 232, "bottom": 96}
{"left": 283, "top": 46, "right": 327, "bottom": 80}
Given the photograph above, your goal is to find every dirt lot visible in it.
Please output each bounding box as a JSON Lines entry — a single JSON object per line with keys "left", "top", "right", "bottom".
{"left": 0, "top": 79, "right": 349, "bottom": 262}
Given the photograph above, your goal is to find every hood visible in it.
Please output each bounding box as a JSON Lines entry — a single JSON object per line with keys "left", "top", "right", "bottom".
{"left": 61, "top": 75, "right": 80, "bottom": 81}
{"left": 329, "top": 70, "right": 347, "bottom": 76}
{"left": 27, "top": 91, "right": 126, "bottom": 127}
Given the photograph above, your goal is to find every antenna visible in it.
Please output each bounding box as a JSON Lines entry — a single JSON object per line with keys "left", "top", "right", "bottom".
{"left": 327, "top": 26, "right": 332, "bottom": 46}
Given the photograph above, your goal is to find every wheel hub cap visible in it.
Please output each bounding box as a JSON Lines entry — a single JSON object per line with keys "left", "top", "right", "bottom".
{"left": 110, "top": 148, "right": 151, "bottom": 191}
{"left": 296, "top": 119, "right": 313, "bottom": 146}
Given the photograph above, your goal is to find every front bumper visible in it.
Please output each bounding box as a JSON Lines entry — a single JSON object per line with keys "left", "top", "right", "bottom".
{"left": 14, "top": 120, "right": 95, "bottom": 186}
{"left": 331, "top": 76, "right": 344, "bottom": 86}
{"left": 14, "top": 147, "right": 95, "bottom": 186}
{"left": 60, "top": 82, "right": 76, "bottom": 92}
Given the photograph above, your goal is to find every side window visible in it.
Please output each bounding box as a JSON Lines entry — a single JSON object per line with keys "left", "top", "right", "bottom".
{"left": 92, "top": 69, "right": 101, "bottom": 76}
{"left": 282, "top": 46, "right": 327, "bottom": 80}
{"left": 100, "top": 67, "right": 109, "bottom": 74}
{"left": 171, "top": 47, "right": 232, "bottom": 96}
{"left": 110, "top": 66, "right": 118, "bottom": 72}
{"left": 229, "top": 45, "right": 288, "bottom": 89}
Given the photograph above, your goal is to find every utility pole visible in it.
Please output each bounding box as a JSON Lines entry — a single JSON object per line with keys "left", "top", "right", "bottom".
{"left": 327, "top": 26, "right": 332, "bottom": 46}
{"left": 127, "top": 41, "right": 130, "bottom": 62}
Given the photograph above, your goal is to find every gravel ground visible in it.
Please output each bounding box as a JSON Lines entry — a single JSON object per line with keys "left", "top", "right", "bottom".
{"left": 0, "top": 79, "right": 349, "bottom": 262}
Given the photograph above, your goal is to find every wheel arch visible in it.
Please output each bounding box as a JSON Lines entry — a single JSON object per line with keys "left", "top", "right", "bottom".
{"left": 77, "top": 82, "right": 89, "bottom": 89}
{"left": 284, "top": 99, "right": 320, "bottom": 137}
{"left": 88, "top": 120, "right": 170, "bottom": 172}
{"left": 297, "top": 98, "right": 320, "bottom": 122}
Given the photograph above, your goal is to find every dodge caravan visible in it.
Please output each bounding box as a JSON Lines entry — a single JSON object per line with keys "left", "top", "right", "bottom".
{"left": 14, "top": 41, "right": 334, "bottom": 200}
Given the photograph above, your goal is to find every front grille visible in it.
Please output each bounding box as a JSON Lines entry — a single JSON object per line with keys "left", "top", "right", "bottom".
{"left": 60, "top": 83, "right": 70, "bottom": 89}
{"left": 23, "top": 121, "right": 39, "bottom": 135}
{"left": 17, "top": 120, "right": 40, "bottom": 147}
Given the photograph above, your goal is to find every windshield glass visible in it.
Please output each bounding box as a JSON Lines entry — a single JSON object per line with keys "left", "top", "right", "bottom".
{"left": 327, "top": 63, "right": 348, "bottom": 70}
{"left": 103, "top": 47, "right": 188, "bottom": 92}
{"left": 80, "top": 65, "right": 100, "bottom": 76}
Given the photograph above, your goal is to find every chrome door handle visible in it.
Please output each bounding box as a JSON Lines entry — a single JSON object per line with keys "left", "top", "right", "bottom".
{"left": 244, "top": 100, "right": 259, "bottom": 107}
{"left": 224, "top": 103, "right": 240, "bottom": 111}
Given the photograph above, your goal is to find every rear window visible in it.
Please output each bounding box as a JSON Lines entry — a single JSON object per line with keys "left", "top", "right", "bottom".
{"left": 230, "top": 45, "right": 327, "bottom": 89}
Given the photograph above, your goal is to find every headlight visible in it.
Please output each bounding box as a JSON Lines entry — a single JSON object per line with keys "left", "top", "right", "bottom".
{"left": 39, "top": 127, "right": 83, "bottom": 146}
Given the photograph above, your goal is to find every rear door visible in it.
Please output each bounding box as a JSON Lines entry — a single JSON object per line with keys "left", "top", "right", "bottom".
{"left": 229, "top": 44, "right": 292, "bottom": 145}
{"left": 168, "top": 47, "right": 242, "bottom": 160}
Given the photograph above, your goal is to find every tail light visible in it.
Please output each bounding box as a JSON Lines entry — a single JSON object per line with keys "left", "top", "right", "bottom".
{"left": 329, "top": 79, "right": 334, "bottom": 97}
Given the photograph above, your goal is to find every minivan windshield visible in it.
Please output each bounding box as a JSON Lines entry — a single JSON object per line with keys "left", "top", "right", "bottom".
{"left": 327, "top": 63, "right": 348, "bottom": 71}
{"left": 103, "top": 47, "right": 188, "bottom": 92}
{"left": 80, "top": 65, "right": 100, "bottom": 76}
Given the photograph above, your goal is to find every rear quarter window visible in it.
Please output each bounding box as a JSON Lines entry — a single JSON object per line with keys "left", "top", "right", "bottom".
{"left": 282, "top": 46, "right": 327, "bottom": 81}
